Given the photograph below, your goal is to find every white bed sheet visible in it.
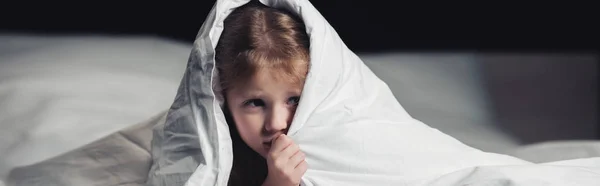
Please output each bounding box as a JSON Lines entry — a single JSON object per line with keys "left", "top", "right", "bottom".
{"left": 0, "top": 34, "right": 190, "bottom": 180}
{"left": 0, "top": 34, "right": 520, "bottom": 182}
{"left": 509, "top": 140, "right": 600, "bottom": 163}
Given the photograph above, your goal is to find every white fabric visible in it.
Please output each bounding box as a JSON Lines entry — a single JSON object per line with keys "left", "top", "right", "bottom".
{"left": 6, "top": 111, "right": 164, "bottom": 186}
{"left": 360, "top": 53, "right": 521, "bottom": 153}
{"left": 0, "top": 35, "right": 524, "bottom": 184}
{"left": 145, "top": 0, "right": 600, "bottom": 185}
{"left": 509, "top": 140, "right": 600, "bottom": 163}
{"left": 0, "top": 34, "right": 521, "bottom": 179}
{"left": 0, "top": 35, "right": 189, "bottom": 179}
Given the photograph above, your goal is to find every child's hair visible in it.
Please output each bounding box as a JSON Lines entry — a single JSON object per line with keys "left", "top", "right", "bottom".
{"left": 215, "top": 1, "right": 310, "bottom": 93}
{"left": 214, "top": 1, "right": 310, "bottom": 185}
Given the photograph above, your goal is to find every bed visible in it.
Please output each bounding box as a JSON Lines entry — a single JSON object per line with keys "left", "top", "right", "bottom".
{"left": 0, "top": 33, "right": 598, "bottom": 185}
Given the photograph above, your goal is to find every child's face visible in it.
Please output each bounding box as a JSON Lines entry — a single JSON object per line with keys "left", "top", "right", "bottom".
{"left": 226, "top": 70, "right": 303, "bottom": 158}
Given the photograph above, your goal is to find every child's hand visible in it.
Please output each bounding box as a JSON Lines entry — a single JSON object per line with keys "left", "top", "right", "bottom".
{"left": 262, "top": 134, "right": 307, "bottom": 186}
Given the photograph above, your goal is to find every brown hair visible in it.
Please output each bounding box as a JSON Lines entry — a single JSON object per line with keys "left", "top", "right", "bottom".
{"left": 214, "top": 1, "right": 310, "bottom": 185}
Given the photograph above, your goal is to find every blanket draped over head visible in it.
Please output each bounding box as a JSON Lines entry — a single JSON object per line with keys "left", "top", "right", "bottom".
{"left": 146, "top": 0, "right": 600, "bottom": 185}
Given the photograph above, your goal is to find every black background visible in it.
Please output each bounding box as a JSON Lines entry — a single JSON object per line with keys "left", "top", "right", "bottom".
{"left": 1, "top": 1, "right": 597, "bottom": 53}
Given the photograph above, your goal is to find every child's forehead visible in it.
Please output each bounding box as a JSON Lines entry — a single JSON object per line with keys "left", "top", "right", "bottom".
{"left": 230, "top": 71, "right": 304, "bottom": 93}
{"left": 245, "top": 71, "right": 303, "bottom": 87}
{"left": 251, "top": 67, "right": 299, "bottom": 81}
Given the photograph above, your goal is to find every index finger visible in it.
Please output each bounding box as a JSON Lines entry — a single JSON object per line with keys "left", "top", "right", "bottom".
{"left": 270, "top": 134, "right": 293, "bottom": 153}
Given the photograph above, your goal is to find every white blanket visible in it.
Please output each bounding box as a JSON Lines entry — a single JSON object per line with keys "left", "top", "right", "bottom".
{"left": 147, "top": 0, "right": 600, "bottom": 185}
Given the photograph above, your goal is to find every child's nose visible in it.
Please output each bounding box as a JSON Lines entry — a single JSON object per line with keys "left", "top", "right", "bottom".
{"left": 264, "top": 105, "right": 292, "bottom": 133}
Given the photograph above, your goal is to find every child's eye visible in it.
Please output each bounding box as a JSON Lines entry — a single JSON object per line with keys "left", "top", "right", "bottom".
{"left": 243, "top": 99, "right": 265, "bottom": 108}
{"left": 287, "top": 96, "right": 301, "bottom": 106}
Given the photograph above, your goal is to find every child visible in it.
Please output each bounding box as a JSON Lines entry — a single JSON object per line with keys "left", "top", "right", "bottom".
{"left": 215, "top": 1, "right": 310, "bottom": 186}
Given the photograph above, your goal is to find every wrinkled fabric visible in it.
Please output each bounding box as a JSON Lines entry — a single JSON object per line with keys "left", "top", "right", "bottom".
{"left": 147, "top": 0, "right": 600, "bottom": 185}
{"left": 7, "top": 110, "right": 165, "bottom": 186}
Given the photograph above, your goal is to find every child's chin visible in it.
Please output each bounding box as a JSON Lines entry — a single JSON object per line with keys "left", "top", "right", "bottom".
{"left": 261, "top": 148, "right": 270, "bottom": 156}
{"left": 258, "top": 146, "right": 270, "bottom": 157}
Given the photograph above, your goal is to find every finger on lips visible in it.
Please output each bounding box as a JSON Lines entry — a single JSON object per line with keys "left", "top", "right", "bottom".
{"left": 271, "top": 134, "right": 292, "bottom": 153}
